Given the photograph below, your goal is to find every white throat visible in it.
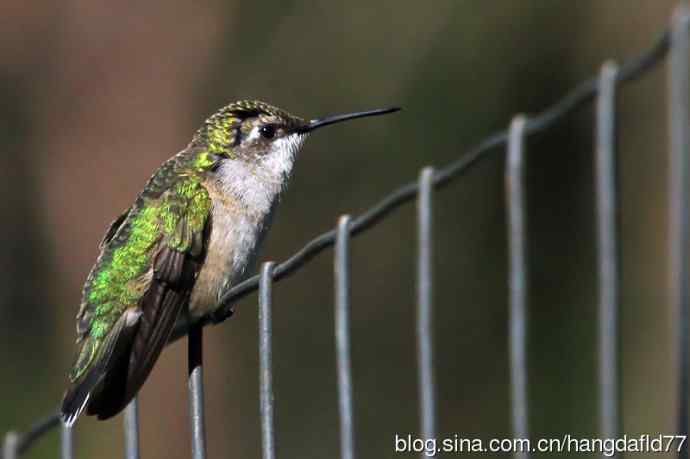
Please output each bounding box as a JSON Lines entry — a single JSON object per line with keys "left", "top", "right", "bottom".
{"left": 215, "top": 133, "right": 306, "bottom": 216}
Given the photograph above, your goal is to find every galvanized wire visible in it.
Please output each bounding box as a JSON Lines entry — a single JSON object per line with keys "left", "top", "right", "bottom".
{"left": 3, "top": 432, "right": 18, "bottom": 459}
{"left": 59, "top": 424, "right": 73, "bottom": 459}
{"left": 124, "top": 398, "right": 140, "bottom": 459}
{"left": 416, "top": 167, "right": 437, "bottom": 455}
{"left": 335, "top": 216, "right": 356, "bottom": 459}
{"left": 188, "top": 323, "right": 207, "bottom": 459}
{"left": 11, "top": 412, "right": 60, "bottom": 456}
{"left": 506, "top": 116, "right": 529, "bottom": 459}
{"left": 595, "top": 61, "right": 620, "bottom": 455}
{"left": 669, "top": 5, "right": 690, "bottom": 459}
{"left": 259, "top": 262, "right": 276, "bottom": 459}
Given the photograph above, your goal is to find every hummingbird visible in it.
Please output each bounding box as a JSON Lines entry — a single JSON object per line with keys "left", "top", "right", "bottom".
{"left": 60, "top": 100, "right": 400, "bottom": 426}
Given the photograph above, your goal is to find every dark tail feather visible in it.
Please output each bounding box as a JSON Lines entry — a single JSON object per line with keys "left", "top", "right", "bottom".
{"left": 86, "top": 337, "right": 134, "bottom": 420}
{"left": 61, "top": 308, "right": 143, "bottom": 426}
{"left": 61, "top": 248, "right": 191, "bottom": 424}
{"left": 60, "top": 367, "right": 103, "bottom": 427}
{"left": 89, "top": 287, "right": 186, "bottom": 420}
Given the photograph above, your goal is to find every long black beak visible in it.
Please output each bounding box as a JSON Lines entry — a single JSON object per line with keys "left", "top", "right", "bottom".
{"left": 296, "top": 107, "right": 401, "bottom": 133}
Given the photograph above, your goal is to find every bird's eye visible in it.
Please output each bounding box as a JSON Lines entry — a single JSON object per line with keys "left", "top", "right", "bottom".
{"left": 259, "top": 125, "right": 276, "bottom": 139}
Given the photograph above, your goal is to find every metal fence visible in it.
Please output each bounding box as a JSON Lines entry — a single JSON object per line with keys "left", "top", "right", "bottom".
{"left": 3, "top": 5, "right": 688, "bottom": 459}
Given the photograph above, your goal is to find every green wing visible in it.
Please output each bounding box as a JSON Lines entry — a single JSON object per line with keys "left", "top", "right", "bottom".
{"left": 61, "top": 171, "right": 212, "bottom": 425}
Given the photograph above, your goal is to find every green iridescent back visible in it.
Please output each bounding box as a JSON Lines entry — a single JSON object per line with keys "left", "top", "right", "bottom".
{"left": 70, "top": 151, "right": 212, "bottom": 382}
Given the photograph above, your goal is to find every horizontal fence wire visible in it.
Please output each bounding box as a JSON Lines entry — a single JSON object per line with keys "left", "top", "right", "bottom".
{"left": 595, "top": 61, "right": 620, "bottom": 456}
{"left": 335, "top": 216, "right": 356, "bottom": 459}
{"left": 4, "top": 18, "right": 678, "bottom": 458}
{"left": 506, "top": 116, "right": 529, "bottom": 459}
{"left": 5, "top": 412, "right": 59, "bottom": 457}
{"left": 670, "top": 5, "right": 690, "bottom": 459}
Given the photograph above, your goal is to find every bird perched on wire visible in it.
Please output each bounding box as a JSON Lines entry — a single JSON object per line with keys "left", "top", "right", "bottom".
{"left": 60, "top": 100, "right": 400, "bottom": 426}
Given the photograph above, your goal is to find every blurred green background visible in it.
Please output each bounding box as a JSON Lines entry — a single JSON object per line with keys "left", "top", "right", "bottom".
{"left": 0, "top": 1, "right": 680, "bottom": 457}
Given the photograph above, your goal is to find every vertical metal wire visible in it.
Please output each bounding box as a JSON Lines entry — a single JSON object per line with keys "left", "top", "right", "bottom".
{"left": 670, "top": 5, "right": 690, "bottom": 459}
{"left": 507, "top": 115, "right": 529, "bottom": 459}
{"left": 335, "top": 215, "right": 355, "bottom": 459}
{"left": 596, "top": 61, "right": 620, "bottom": 455}
{"left": 188, "top": 323, "right": 207, "bottom": 459}
{"left": 124, "top": 397, "right": 140, "bottom": 459}
{"left": 60, "top": 424, "right": 73, "bottom": 459}
{"left": 3, "top": 432, "right": 18, "bottom": 459}
{"left": 417, "top": 167, "right": 437, "bottom": 453}
{"left": 259, "top": 262, "right": 276, "bottom": 459}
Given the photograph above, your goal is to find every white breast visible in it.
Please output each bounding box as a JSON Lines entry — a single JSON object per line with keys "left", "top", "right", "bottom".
{"left": 188, "top": 133, "right": 305, "bottom": 317}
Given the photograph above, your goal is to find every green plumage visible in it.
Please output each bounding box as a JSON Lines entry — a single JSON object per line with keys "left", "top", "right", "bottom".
{"left": 70, "top": 171, "right": 211, "bottom": 382}
{"left": 62, "top": 147, "right": 216, "bottom": 424}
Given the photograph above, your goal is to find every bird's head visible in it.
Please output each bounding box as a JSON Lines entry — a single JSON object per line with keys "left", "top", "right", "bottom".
{"left": 192, "top": 99, "right": 400, "bottom": 168}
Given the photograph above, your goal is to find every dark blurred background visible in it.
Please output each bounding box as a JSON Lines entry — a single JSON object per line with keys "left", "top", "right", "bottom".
{"left": 0, "top": 1, "right": 679, "bottom": 457}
